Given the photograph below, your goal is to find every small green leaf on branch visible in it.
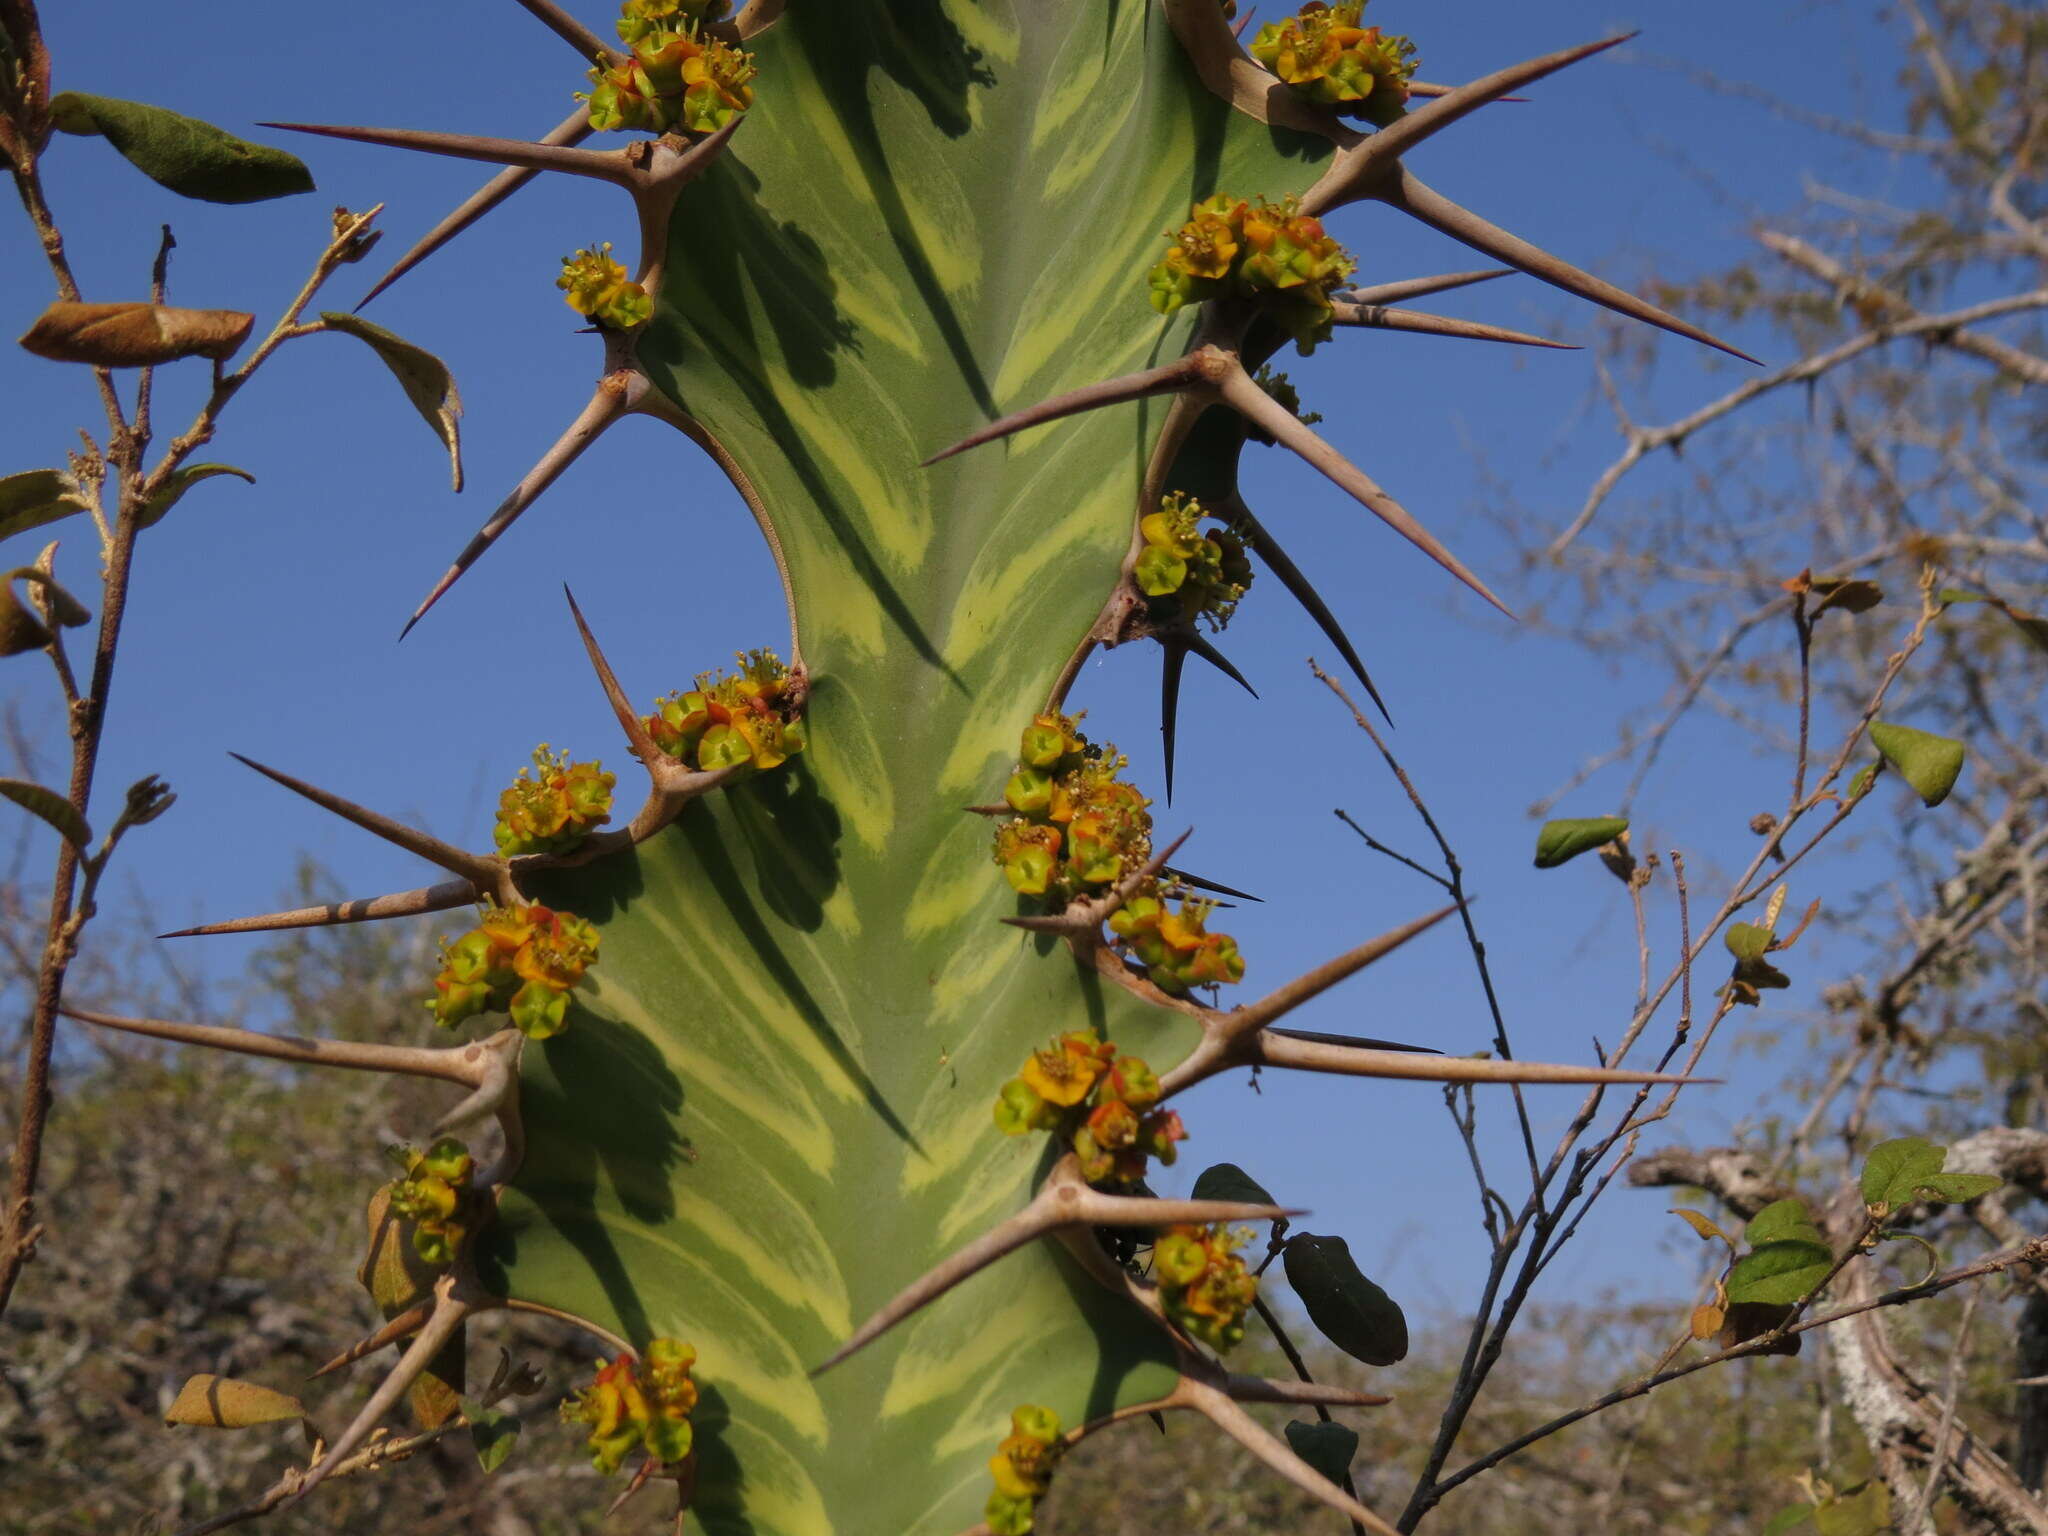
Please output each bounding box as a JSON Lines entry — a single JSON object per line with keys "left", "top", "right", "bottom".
{"left": 1283, "top": 1419, "right": 1358, "bottom": 1486}
{"left": 49, "top": 92, "right": 314, "bottom": 202}
{"left": 317, "top": 313, "right": 464, "bottom": 491}
{"left": 140, "top": 463, "right": 253, "bottom": 530}
{"left": 458, "top": 1394, "right": 522, "bottom": 1473}
{"left": 1859, "top": 1136, "right": 2000, "bottom": 1211}
{"left": 0, "top": 469, "right": 87, "bottom": 543}
{"left": 1867, "top": 722, "right": 1964, "bottom": 807}
{"left": 0, "top": 777, "right": 89, "bottom": 847}
{"left": 1282, "top": 1232, "right": 1408, "bottom": 1365}
{"left": 1533, "top": 815, "right": 1628, "bottom": 869}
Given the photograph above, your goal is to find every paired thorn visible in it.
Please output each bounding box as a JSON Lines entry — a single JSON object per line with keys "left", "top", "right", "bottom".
{"left": 1159, "top": 631, "right": 1256, "bottom": 801}
{"left": 508, "top": 0, "right": 623, "bottom": 65}
{"left": 285, "top": 1281, "right": 481, "bottom": 1509}
{"left": 402, "top": 373, "right": 642, "bottom": 638}
{"left": 228, "top": 753, "right": 506, "bottom": 891}
{"left": 1226, "top": 497, "right": 1389, "bottom": 724}
{"left": 564, "top": 585, "right": 664, "bottom": 765}
{"left": 813, "top": 1152, "right": 1291, "bottom": 1376}
{"left": 1301, "top": 34, "right": 1634, "bottom": 217}
{"left": 1339, "top": 267, "right": 1512, "bottom": 307}
{"left": 1328, "top": 301, "right": 1577, "bottom": 350}
{"left": 1179, "top": 1373, "right": 1403, "bottom": 1536}
{"left": 1266, "top": 1026, "right": 1439, "bottom": 1054}
{"left": 263, "top": 123, "right": 639, "bottom": 189}
{"left": 1215, "top": 368, "right": 1513, "bottom": 617}
{"left": 60, "top": 1007, "right": 497, "bottom": 1087}
{"left": 311, "top": 1304, "right": 430, "bottom": 1379}
{"left": 920, "top": 349, "right": 1228, "bottom": 466}
{"left": 1159, "top": 866, "right": 1261, "bottom": 903}
{"left": 158, "top": 878, "right": 478, "bottom": 939}
{"left": 1222, "top": 1374, "right": 1391, "bottom": 1408}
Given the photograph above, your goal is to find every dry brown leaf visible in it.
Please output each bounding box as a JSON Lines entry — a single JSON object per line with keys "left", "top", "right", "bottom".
{"left": 18, "top": 301, "right": 253, "bottom": 367}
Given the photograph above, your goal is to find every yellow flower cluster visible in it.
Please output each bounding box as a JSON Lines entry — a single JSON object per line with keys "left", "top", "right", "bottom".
{"left": 1251, "top": 2, "right": 1418, "bottom": 126}
{"left": 994, "top": 1029, "right": 1187, "bottom": 1185}
{"left": 494, "top": 745, "right": 616, "bottom": 857}
{"left": 581, "top": 0, "right": 755, "bottom": 135}
{"left": 1154, "top": 1223, "right": 1259, "bottom": 1352}
{"left": 427, "top": 901, "right": 601, "bottom": 1040}
{"left": 557, "top": 244, "right": 652, "bottom": 331}
{"left": 1134, "top": 492, "right": 1253, "bottom": 630}
{"left": 984, "top": 1405, "right": 1064, "bottom": 1536}
{"left": 993, "top": 714, "right": 1150, "bottom": 902}
{"left": 560, "top": 1338, "right": 699, "bottom": 1474}
{"left": 645, "top": 648, "right": 806, "bottom": 774}
{"left": 386, "top": 1136, "right": 475, "bottom": 1266}
{"left": 1147, "top": 193, "right": 1356, "bottom": 352}
{"left": 1108, "top": 889, "right": 1245, "bottom": 995}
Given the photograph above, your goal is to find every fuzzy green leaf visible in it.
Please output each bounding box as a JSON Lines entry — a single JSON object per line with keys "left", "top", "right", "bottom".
{"left": 1724, "top": 922, "right": 1773, "bottom": 961}
{"left": 1725, "top": 1238, "right": 1833, "bottom": 1307}
{"left": 1814, "top": 1481, "right": 1891, "bottom": 1536}
{"left": 1533, "top": 815, "right": 1629, "bottom": 869}
{"left": 1762, "top": 1506, "right": 1817, "bottom": 1536}
{"left": 0, "top": 469, "right": 87, "bottom": 543}
{"left": 1911, "top": 1172, "right": 2002, "bottom": 1204}
{"left": 0, "top": 777, "right": 89, "bottom": 847}
{"left": 1868, "top": 721, "right": 1965, "bottom": 807}
{"left": 1282, "top": 1233, "right": 1408, "bottom": 1365}
{"left": 1284, "top": 1420, "right": 1358, "bottom": 1487}
{"left": 1744, "top": 1198, "right": 1825, "bottom": 1249}
{"left": 1859, "top": 1137, "right": 1947, "bottom": 1206}
{"left": 139, "top": 463, "right": 253, "bottom": 530}
{"left": 316, "top": 313, "right": 463, "bottom": 491}
{"left": 458, "top": 1395, "right": 521, "bottom": 1473}
{"left": 48, "top": 91, "right": 313, "bottom": 202}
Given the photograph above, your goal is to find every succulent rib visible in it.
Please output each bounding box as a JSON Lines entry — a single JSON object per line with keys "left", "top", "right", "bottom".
{"left": 403, "top": 373, "right": 641, "bottom": 638}
{"left": 1215, "top": 366, "right": 1513, "bottom": 617}
{"left": 1301, "top": 35, "right": 1633, "bottom": 217}
{"left": 286, "top": 1282, "right": 479, "bottom": 1508}
{"left": 507, "top": 0, "right": 622, "bottom": 65}
{"left": 357, "top": 106, "right": 594, "bottom": 309}
{"left": 919, "top": 349, "right": 1227, "bottom": 466}
{"left": 1340, "top": 267, "right": 1512, "bottom": 306}
{"left": 227, "top": 753, "right": 504, "bottom": 889}
{"left": 1226, "top": 496, "right": 1389, "bottom": 723}
{"left": 1329, "top": 302, "right": 1577, "bottom": 349}
{"left": 1380, "top": 166, "right": 1762, "bottom": 364}
{"left": 814, "top": 1154, "right": 1291, "bottom": 1375}
{"left": 158, "top": 878, "right": 479, "bottom": 939}
{"left": 60, "top": 1007, "right": 488, "bottom": 1086}
{"left": 261, "top": 123, "right": 638, "bottom": 188}
{"left": 311, "top": 1303, "right": 430, "bottom": 1379}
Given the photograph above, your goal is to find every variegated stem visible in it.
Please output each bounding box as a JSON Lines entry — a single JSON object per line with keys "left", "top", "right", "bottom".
{"left": 1328, "top": 302, "right": 1576, "bottom": 350}
{"left": 285, "top": 1277, "right": 486, "bottom": 1508}
{"left": 1339, "top": 268, "right": 1512, "bottom": 306}
{"left": 1300, "top": 35, "right": 1632, "bottom": 217}
{"left": 357, "top": 106, "right": 596, "bottom": 310}
{"left": 311, "top": 1303, "right": 430, "bottom": 1379}
{"left": 158, "top": 878, "right": 477, "bottom": 939}
{"left": 404, "top": 369, "right": 645, "bottom": 637}
{"left": 814, "top": 1152, "right": 1297, "bottom": 1375}
{"left": 226, "top": 753, "right": 519, "bottom": 903}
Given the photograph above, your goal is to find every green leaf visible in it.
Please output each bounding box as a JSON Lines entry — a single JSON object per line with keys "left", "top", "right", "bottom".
{"left": 1937, "top": 587, "right": 1990, "bottom": 605}
{"left": 1282, "top": 1233, "right": 1408, "bottom": 1366}
{"left": 1911, "top": 1172, "right": 2001, "bottom": 1204}
{"left": 0, "top": 777, "right": 89, "bottom": 847}
{"left": 0, "top": 469, "right": 87, "bottom": 543}
{"left": 1859, "top": 1136, "right": 1946, "bottom": 1206}
{"left": 1744, "top": 1198, "right": 1825, "bottom": 1249}
{"left": 1868, "top": 721, "right": 1965, "bottom": 807}
{"left": 1192, "top": 1162, "right": 1279, "bottom": 1211}
{"left": 1725, "top": 1238, "right": 1834, "bottom": 1306}
{"left": 1724, "top": 922, "right": 1773, "bottom": 961}
{"left": 1283, "top": 1420, "right": 1358, "bottom": 1487}
{"left": 1846, "top": 762, "right": 1879, "bottom": 800}
{"left": 1813, "top": 1481, "right": 1890, "bottom": 1536}
{"left": 317, "top": 313, "right": 464, "bottom": 491}
{"left": 1761, "top": 1505, "right": 1818, "bottom": 1536}
{"left": 139, "top": 463, "right": 254, "bottom": 531}
{"left": 165, "top": 1374, "right": 305, "bottom": 1428}
{"left": 458, "top": 1395, "right": 521, "bottom": 1473}
{"left": 48, "top": 91, "right": 313, "bottom": 202}
{"left": 1533, "top": 815, "right": 1629, "bottom": 869}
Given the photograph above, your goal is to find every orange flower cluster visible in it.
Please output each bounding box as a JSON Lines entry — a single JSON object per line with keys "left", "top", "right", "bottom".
{"left": 645, "top": 648, "right": 806, "bottom": 774}
{"left": 1147, "top": 193, "right": 1356, "bottom": 352}
{"left": 1108, "top": 889, "right": 1245, "bottom": 996}
{"left": 994, "top": 1029, "right": 1186, "bottom": 1185}
{"left": 993, "top": 713, "right": 1150, "bottom": 903}
{"left": 582, "top": 0, "right": 754, "bottom": 135}
{"left": 494, "top": 744, "right": 616, "bottom": 857}
{"left": 1154, "top": 1223, "right": 1259, "bottom": 1351}
{"left": 1251, "top": 2, "right": 1418, "bottom": 125}
{"left": 386, "top": 1136, "right": 475, "bottom": 1266}
{"left": 427, "top": 901, "right": 600, "bottom": 1040}
{"left": 984, "top": 1404, "right": 1063, "bottom": 1535}
{"left": 560, "top": 1337, "right": 699, "bottom": 1474}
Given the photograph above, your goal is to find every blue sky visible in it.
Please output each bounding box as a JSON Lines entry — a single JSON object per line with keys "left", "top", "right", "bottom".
{"left": 3, "top": 1, "right": 1930, "bottom": 1346}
